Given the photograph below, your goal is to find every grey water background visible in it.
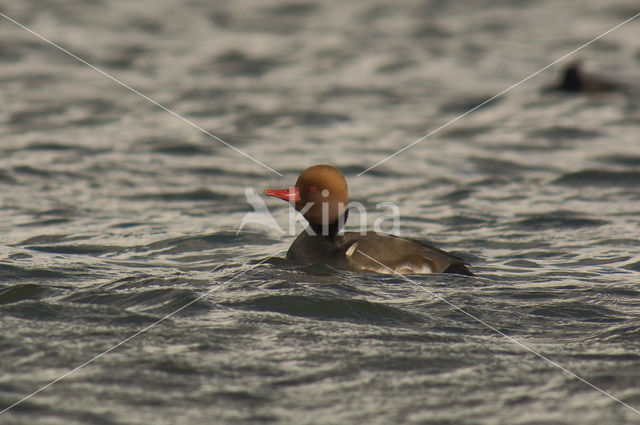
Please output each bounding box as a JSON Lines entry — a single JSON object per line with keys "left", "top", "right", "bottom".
{"left": 1, "top": 0, "right": 640, "bottom": 423}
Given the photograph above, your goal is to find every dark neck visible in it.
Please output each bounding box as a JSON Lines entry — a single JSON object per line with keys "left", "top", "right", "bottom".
{"left": 309, "top": 210, "right": 349, "bottom": 241}
{"left": 561, "top": 67, "right": 582, "bottom": 91}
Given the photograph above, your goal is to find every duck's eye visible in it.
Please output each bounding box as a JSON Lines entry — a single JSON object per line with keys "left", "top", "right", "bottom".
{"left": 309, "top": 186, "right": 317, "bottom": 192}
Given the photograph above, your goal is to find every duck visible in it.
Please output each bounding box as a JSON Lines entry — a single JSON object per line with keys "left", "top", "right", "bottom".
{"left": 545, "top": 61, "right": 623, "bottom": 93}
{"left": 264, "top": 164, "right": 473, "bottom": 275}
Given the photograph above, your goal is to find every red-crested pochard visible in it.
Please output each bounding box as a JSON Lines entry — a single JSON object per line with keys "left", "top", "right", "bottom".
{"left": 545, "top": 61, "right": 624, "bottom": 93}
{"left": 264, "top": 164, "right": 473, "bottom": 275}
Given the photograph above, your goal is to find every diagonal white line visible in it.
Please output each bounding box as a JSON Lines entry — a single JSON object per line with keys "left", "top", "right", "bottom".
{"left": 0, "top": 250, "right": 283, "bottom": 415}
{"left": 358, "top": 11, "right": 640, "bottom": 176}
{"left": 355, "top": 249, "right": 640, "bottom": 416}
{"left": 0, "top": 11, "right": 282, "bottom": 177}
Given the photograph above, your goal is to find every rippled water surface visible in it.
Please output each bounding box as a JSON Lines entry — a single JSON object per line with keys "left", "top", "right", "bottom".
{"left": 1, "top": 0, "right": 640, "bottom": 424}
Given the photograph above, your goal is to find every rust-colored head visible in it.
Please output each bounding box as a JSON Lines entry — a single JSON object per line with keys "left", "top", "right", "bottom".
{"left": 264, "top": 164, "right": 348, "bottom": 226}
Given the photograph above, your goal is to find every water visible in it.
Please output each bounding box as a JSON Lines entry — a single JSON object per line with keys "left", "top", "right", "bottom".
{"left": 1, "top": 0, "right": 640, "bottom": 424}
